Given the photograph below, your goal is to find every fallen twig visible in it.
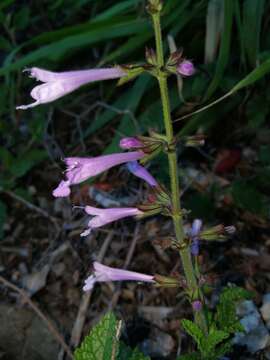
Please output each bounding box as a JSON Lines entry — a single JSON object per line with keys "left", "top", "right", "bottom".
{"left": 4, "top": 189, "right": 60, "bottom": 230}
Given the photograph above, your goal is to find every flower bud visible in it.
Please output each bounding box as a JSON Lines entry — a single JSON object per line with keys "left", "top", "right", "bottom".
{"left": 145, "top": 47, "right": 157, "bottom": 66}
{"left": 177, "top": 60, "right": 195, "bottom": 77}
{"left": 184, "top": 134, "right": 205, "bottom": 147}
{"left": 146, "top": 0, "right": 163, "bottom": 14}
{"left": 192, "top": 300, "right": 203, "bottom": 312}
{"left": 200, "top": 224, "right": 236, "bottom": 241}
{"left": 119, "top": 137, "right": 143, "bottom": 149}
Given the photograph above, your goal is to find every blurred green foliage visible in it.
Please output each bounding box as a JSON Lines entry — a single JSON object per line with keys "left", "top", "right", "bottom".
{"left": 1, "top": 0, "right": 270, "bottom": 237}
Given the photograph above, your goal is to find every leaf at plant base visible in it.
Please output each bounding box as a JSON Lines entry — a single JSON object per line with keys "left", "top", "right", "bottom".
{"left": 181, "top": 319, "right": 204, "bottom": 350}
{"left": 216, "top": 286, "right": 252, "bottom": 334}
{"left": 118, "top": 343, "right": 151, "bottom": 360}
{"left": 201, "top": 329, "right": 230, "bottom": 355}
{"left": 212, "top": 340, "right": 232, "bottom": 359}
{"left": 74, "top": 312, "right": 119, "bottom": 360}
{"left": 0, "top": 200, "right": 7, "bottom": 239}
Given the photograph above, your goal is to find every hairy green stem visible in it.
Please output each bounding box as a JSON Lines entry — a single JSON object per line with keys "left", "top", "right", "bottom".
{"left": 151, "top": 10, "right": 207, "bottom": 333}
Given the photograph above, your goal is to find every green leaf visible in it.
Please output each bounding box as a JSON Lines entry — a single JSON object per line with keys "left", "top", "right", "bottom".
{"left": 94, "top": 0, "right": 141, "bottom": 22}
{"left": 178, "top": 58, "right": 270, "bottom": 135}
{"left": 242, "top": 0, "right": 265, "bottom": 66}
{"left": 0, "top": 200, "right": 7, "bottom": 239}
{"left": 231, "top": 57, "right": 270, "bottom": 93}
{"left": 118, "top": 343, "right": 150, "bottom": 360}
{"left": 212, "top": 340, "right": 232, "bottom": 359}
{"left": 0, "top": 0, "right": 14, "bottom": 11}
{"left": 128, "top": 348, "right": 150, "bottom": 360}
{"left": 231, "top": 180, "right": 267, "bottom": 215}
{"left": 201, "top": 330, "right": 230, "bottom": 355}
{"left": 10, "top": 149, "right": 47, "bottom": 178}
{"left": 181, "top": 319, "right": 204, "bottom": 350}
{"left": 204, "top": 0, "right": 224, "bottom": 64}
{"left": 0, "top": 35, "right": 11, "bottom": 51}
{"left": 13, "top": 7, "right": 30, "bottom": 30}
{"left": 216, "top": 286, "right": 252, "bottom": 334}
{"left": 74, "top": 312, "right": 120, "bottom": 360}
{"left": 0, "top": 17, "right": 150, "bottom": 75}
{"left": 204, "top": 0, "right": 233, "bottom": 99}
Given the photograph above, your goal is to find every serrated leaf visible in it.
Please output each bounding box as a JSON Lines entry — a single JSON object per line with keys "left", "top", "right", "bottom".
{"left": 118, "top": 343, "right": 150, "bottom": 360}
{"left": 202, "top": 330, "right": 230, "bottom": 355}
{"left": 75, "top": 312, "right": 120, "bottom": 360}
{"left": 216, "top": 286, "right": 252, "bottom": 334}
{"left": 181, "top": 319, "right": 204, "bottom": 349}
{"left": 212, "top": 340, "right": 232, "bottom": 359}
{"left": 129, "top": 347, "right": 150, "bottom": 360}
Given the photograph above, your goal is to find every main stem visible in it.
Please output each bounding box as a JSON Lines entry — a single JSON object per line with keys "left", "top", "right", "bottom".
{"left": 152, "top": 12, "right": 207, "bottom": 332}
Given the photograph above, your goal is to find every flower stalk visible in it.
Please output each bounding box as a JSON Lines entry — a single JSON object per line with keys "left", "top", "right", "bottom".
{"left": 150, "top": 7, "right": 208, "bottom": 333}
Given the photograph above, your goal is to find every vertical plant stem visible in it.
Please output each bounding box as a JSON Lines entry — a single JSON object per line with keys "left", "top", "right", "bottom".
{"left": 151, "top": 11, "right": 207, "bottom": 333}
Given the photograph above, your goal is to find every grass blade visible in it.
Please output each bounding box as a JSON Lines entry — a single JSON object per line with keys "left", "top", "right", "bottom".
{"left": 204, "top": 0, "right": 233, "bottom": 100}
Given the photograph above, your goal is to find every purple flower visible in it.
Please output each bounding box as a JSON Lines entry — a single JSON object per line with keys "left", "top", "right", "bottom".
{"left": 81, "top": 206, "right": 143, "bottom": 236}
{"left": 16, "top": 67, "right": 126, "bottom": 110}
{"left": 190, "top": 219, "right": 202, "bottom": 256}
{"left": 83, "top": 261, "right": 155, "bottom": 291}
{"left": 53, "top": 151, "right": 144, "bottom": 198}
{"left": 192, "top": 300, "right": 203, "bottom": 312}
{"left": 177, "top": 60, "right": 195, "bottom": 76}
{"left": 119, "top": 137, "right": 143, "bottom": 149}
{"left": 127, "top": 161, "right": 158, "bottom": 186}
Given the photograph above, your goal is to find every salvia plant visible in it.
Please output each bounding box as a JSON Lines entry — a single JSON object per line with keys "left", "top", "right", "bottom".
{"left": 17, "top": 1, "right": 253, "bottom": 359}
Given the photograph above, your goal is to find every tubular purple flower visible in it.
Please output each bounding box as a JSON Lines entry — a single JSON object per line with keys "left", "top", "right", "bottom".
{"left": 177, "top": 60, "right": 195, "bottom": 76}
{"left": 52, "top": 151, "right": 144, "bottom": 198}
{"left": 127, "top": 161, "right": 158, "bottom": 186}
{"left": 16, "top": 67, "right": 126, "bottom": 110}
{"left": 190, "top": 219, "right": 202, "bottom": 256}
{"left": 190, "top": 219, "right": 202, "bottom": 237}
{"left": 81, "top": 206, "right": 143, "bottom": 236}
{"left": 83, "top": 261, "right": 155, "bottom": 291}
{"left": 119, "top": 137, "right": 143, "bottom": 149}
